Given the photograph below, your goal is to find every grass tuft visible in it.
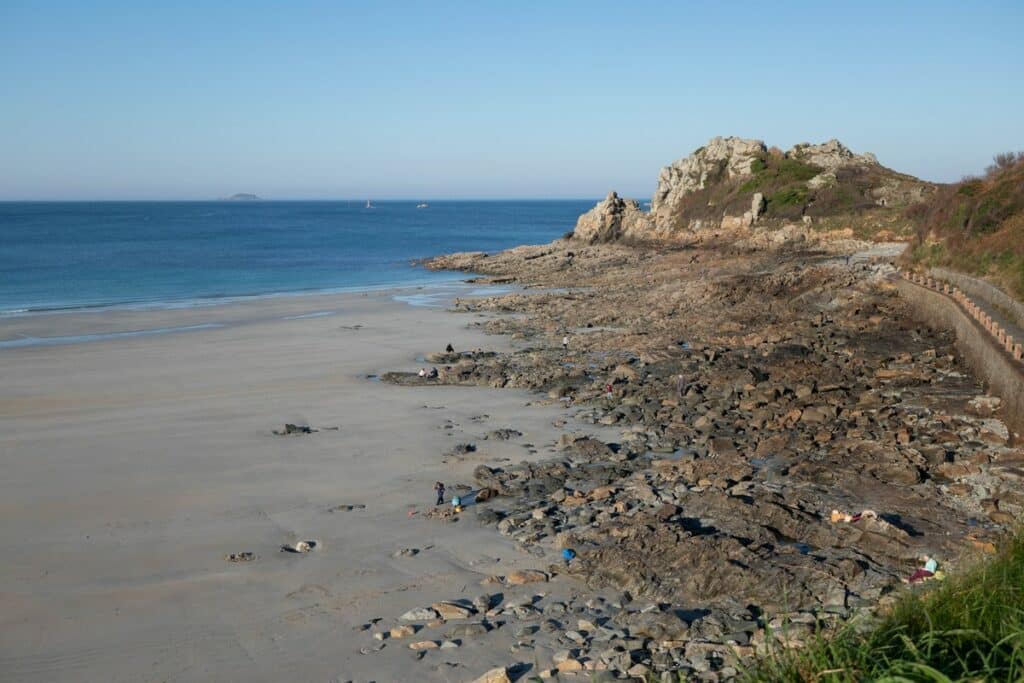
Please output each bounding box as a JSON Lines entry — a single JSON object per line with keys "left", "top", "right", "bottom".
{"left": 739, "top": 530, "right": 1024, "bottom": 682}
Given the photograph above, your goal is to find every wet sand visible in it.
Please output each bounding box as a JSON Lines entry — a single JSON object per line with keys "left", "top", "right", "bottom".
{"left": 0, "top": 285, "right": 575, "bottom": 682}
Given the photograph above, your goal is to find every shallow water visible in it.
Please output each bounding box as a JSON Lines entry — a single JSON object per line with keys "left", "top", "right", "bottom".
{"left": 0, "top": 199, "right": 592, "bottom": 315}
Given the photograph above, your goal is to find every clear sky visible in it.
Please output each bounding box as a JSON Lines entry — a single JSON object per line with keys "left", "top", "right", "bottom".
{"left": 1, "top": 1, "right": 1022, "bottom": 200}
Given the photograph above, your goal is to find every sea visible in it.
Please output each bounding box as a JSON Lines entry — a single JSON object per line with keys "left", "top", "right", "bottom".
{"left": 0, "top": 200, "right": 593, "bottom": 316}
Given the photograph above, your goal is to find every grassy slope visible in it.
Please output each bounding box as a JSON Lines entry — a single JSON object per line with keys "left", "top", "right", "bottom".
{"left": 907, "top": 155, "right": 1024, "bottom": 298}
{"left": 738, "top": 531, "right": 1024, "bottom": 682}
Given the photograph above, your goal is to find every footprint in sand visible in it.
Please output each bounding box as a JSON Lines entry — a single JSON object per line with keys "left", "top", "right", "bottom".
{"left": 287, "top": 584, "right": 332, "bottom": 600}
{"left": 329, "top": 503, "right": 366, "bottom": 512}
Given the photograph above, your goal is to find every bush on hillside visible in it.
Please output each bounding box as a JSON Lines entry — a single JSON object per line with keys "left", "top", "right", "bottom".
{"left": 906, "top": 151, "right": 1024, "bottom": 296}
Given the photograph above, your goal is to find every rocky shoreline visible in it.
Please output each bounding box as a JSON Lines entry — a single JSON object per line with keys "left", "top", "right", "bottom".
{"left": 364, "top": 233, "right": 1022, "bottom": 682}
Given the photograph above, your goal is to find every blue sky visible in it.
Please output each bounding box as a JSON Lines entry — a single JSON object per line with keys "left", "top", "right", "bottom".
{"left": 1, "top": 1, "right": 1022, "bottom": 199}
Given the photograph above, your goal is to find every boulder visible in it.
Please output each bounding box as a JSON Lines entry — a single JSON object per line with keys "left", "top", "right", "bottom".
{"left": 751, "top": 192, "right": 765, "bottom": 221}
{"left": 807, "top": 171, "right": 837, "bottom": 190}
{"left": 556, "top": 658, "right": 584, "bottom": 672}
{"left": 467, "top": 667, "right": 511, "bottom": 683}
{"left": 448, "top": 621, "right": 493, "bottom": 637}
{"left": 432, "top": 601, "right": 476, "bottom": 620}
{"left": 390, "top": 624, "right": 416, "bottom": 638}
{"left": 573, "top": 191, "right": 654, "bottom": 242}
{"left": 400, "top": 607, "right": 440, "bottom": 622}
{"left": 505, "top": 569, "right": 549, "bottom": 585}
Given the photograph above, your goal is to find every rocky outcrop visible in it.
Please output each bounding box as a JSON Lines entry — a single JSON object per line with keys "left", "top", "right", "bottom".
{"left": 651, "top": 136, "right": 766, "bottom": 224}
{"left": 572, "top": 191, "right": 654, "bottom": 243}
{"left": 872, "top": 176, "right": 935, "bottom": 207}
{"left": 787, "top": 139, "right": 878, "bottom": 170}
{"left": 572, "top": 135, "right": 931, "bottom": 244}
{"left": 721, "top": 192, "right": 766, "bottom": 231}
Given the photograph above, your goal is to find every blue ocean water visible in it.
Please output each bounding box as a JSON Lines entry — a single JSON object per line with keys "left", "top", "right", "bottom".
{"left": 0, "top": 200, "right": 592, "bottom": 314}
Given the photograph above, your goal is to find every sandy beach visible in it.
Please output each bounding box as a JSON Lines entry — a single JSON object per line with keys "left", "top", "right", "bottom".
{"left": 5, "top": 236, "right": 1023, "bottom": 683}
{"left": 0, "top": 285, "right": 588, "bottom": 683}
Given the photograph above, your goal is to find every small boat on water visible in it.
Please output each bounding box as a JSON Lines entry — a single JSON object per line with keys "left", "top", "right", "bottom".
{"left": 416, "top": 203, "right": 429, "bottom": 209}
{"left": 365, "top": 200, "right": 375, "bottom": 209}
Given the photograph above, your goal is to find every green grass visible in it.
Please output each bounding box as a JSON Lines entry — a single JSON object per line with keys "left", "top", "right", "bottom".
{"left": 769, "top": 186, "right": 810, "bottom": 208}
{"left": 739, "top": 531, "right": 1024, "bottom": 682}
{"left": 739, "top": 156, "right": 821, "bottom": 195}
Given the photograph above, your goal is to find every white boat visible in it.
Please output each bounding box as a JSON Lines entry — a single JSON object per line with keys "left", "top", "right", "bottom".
{"left": 365, "top": 200, "right": 374, "bottom": 209}
{"left": 416, "top": 203, "right": 429, "bottom": 209}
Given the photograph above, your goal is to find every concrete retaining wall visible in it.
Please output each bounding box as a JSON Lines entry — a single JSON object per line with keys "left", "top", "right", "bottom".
{"left": 929, "top": 266, "right": 1024, "bottom": 329}
{"left": 896, "top": 277, "right": 1024, "bottom": 437}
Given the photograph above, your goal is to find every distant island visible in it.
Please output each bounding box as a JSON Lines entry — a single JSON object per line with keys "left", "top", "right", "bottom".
{"left": 220, "top": 193, "right": 260, "bottom": 201}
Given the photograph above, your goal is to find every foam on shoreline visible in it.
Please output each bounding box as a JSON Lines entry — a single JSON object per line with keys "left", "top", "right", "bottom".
{"left": 0, "top": 280, "right": 518, "bottom": 350}
{"left": 0, "top": 271, "right": 470, "bottom": 319}
{"left": 0, "top": 322, "right": 226, "bottom": 349}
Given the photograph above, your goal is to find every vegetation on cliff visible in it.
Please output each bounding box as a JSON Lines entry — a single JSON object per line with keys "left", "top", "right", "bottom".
{"left": 741, "top": 529, "right": 1024, "bottom": 682}
{"left": 655, "top": 140, "right": 933, "bottom": 233}
{"left": 663, "top": 147, "right": 822, "bottom": 226}
{"left": 576, "top": 136, "right": 1024, "bottom": 303}
{"left": 908, "top": 152, "right": 1024, "bottom": 297}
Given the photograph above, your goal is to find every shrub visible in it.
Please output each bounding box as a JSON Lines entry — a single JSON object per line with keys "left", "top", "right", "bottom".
{"left": 905, "top": 150, "right": 1024, "bottom": 297}
{"left": 958, "top": 180, "right": 983, "bottom": 197}
{"left": 765, "top": 188, "right": 809, "bottom": 220}
{"left": 987, "top": 151, "right": 1024, "bottom": 177}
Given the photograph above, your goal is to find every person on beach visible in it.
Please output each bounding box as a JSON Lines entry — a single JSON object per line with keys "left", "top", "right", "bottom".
{"left": 562, "top": 335, "right": 569, "bottom": 352}
{"left": 605, "top": 383, "right": 613, "bottom": 398}
{"left": 428, "top": 366, "right": 439, "bottom": 378}
{"left": 418, "top": 368, "right": 427, "bottom": 377}
{"left": 676, "top": 374, "right": 687, "bottom": 397}
{"left": 434, "top": 481, "right": 445, "bottom": 505}
{"left": 446, "top": 343, "right": 454, "bottom": 353}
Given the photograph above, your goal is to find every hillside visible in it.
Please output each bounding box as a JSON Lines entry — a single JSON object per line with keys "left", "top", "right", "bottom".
{"left": 573, "top": 137, "right": 1024, "bottom": 302}
{"left": 572, "top": 136, "right": 935, "bottom": 243}
{"left": 908, "top": 152, "right": 1024, "bottom": 297}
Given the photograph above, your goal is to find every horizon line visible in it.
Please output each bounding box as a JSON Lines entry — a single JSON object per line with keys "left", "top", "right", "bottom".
{"left": 0, "top": 196, "right": 632, "bottom": 203}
